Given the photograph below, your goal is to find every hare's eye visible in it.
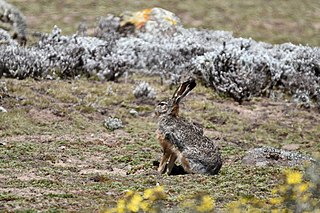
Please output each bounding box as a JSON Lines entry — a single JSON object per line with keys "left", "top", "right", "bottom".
{"left": 158, "top": 102, "right": 167, "bottom": 106}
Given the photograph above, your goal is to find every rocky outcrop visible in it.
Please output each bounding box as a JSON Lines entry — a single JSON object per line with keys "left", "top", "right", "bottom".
{"left": 242, "top": 147, "right": 315, "bottom": 167}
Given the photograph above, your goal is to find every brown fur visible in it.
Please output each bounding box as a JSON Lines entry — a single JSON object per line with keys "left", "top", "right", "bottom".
{"left": 157, "top": 130, "right": 181, "bottom": 174}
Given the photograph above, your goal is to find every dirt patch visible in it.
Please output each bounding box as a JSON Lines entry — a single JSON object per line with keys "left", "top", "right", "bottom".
{"left": 79, "top": 168, "right": 127, "bottom": 176}
{"left": 28, "top": 109, "right": 63, "bottom": 124}
{"left": 2, "top": 131, "right": 127, "bottom": 146}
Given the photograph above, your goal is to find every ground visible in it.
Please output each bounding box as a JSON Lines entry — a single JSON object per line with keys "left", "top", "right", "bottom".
{"left": 0, "top": 74, "right": 319, "bottom": 211}
{"left": 1, "top": 0, "right": 320, "bottom": 212}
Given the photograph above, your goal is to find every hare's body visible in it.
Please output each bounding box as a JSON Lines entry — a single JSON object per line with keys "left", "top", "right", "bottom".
{"left": 155, "top": 77, "right": 222, "bottom": 175}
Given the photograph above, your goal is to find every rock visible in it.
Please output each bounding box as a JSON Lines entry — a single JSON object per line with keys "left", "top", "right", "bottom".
{"left": 0, "top": 106, "right": 7, "bottom": 112}
{"left": 129, "top": 109, "right": 138, "bottom": 116}
{"left": 119, "top": 7, "right": 182, "bottom": 35}
{"left": 242, "top": 146, "right": 314, "bottom": 167}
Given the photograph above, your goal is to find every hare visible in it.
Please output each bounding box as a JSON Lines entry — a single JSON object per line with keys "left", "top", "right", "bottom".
{"left": 155, "top": 77, "right": 222, "bottom": 175}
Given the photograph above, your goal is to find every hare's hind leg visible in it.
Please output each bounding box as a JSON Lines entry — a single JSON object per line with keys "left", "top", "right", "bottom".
{"left": 181, "top": 156, "right": 194, "bottom": 174}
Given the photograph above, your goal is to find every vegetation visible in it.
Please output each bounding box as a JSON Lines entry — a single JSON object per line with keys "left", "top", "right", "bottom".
{"left": 1, "top": 75, "right": 319, "bottom": 211}
{"left": 104, "top": 165, "right": 320, "bottom": 212}
{"left": 1, "top": 0, "right": 319, "bottom": 212}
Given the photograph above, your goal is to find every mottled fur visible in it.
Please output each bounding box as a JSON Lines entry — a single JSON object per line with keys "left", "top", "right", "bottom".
{"left": 155, "top": 77, "right": 222, "bottom": 175}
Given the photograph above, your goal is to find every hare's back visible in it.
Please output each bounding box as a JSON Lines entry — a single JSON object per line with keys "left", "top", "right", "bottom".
{"left": 158, "top": 116, "right": 217, "bottom": 151}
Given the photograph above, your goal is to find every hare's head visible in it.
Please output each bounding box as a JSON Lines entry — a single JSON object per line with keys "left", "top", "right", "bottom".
{"left": 155, "top": 77, "right": 196, "bottom": 117}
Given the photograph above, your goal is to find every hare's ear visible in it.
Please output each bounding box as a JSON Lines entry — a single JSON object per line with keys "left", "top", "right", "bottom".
{"left": 172, "top": 77, "right": 196, "bottom": 104}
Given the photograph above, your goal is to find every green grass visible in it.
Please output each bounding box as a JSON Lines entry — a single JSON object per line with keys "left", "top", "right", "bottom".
{"left": 9, "top": 0, "right": 320, "bottom": 46}
{"left": 0, "top": 74, "right": 319, "bottom": 211}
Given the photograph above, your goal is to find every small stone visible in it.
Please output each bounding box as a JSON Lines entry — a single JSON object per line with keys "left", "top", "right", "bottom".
{"left": 59, "top": 145, "right": 66, "bottom": 150}
{"left": 0, "top": 106, "right": 7, "bottom": 112}
{"left": 129, "top": 109, "right": 138, "bottom": 116}
{"left": 106, "top": 86, "right": 113, "bottom": 95}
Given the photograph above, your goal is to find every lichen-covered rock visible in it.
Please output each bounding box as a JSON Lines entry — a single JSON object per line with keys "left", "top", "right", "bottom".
{"left": 133, "top": 81, "right": 156, "bottom": 99}
{"left": 242, "top": 147, "right": 314, "bottom": 167}
{"left": 119, "top": 8, "right": 182, "bottom": 35}
{"left": 0, "top": 0, "right": 27, "bottom": 45}
{"left": 104, "top": 117, "right": 123, "bottom": 131}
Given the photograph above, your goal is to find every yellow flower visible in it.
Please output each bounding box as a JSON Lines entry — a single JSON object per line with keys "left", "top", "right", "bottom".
{"left": 127, "top": 193, "right": 143, "bottom": 212}
{"left": 239, "top": 197, "right": 249, "bottom": 204}
{"left": 271, "top": 188, "right": 278, "bottom": 194}
{"left": 143, "top": 188, "right": 153, "bottom": 199}
{"left": 140, "top": 200, "right": 151, "bottom": 212}
{"left": 104, "top": 208, "right": 116, "bottom": 213}
{"left": 125, "top": 190, "right": 134, "bottom": 197}
{"left": 116, "top": 199, "right": 126, "bottom": 213}
{"left": 271, "top": 209, "right": 287, "bottom": 213}
{"left": 154, "top": 185, "right": 164, "bottom": 193}
{"left": 269, "top": 197, "right": 283, "bottom": 205}
{"left": 286, "top": 170, "right": 302, "bottom": 185}
{"left": 296, "top": 183, "right": 309, "bottom": 193}
{"left": 196, "top": 195, "right": 214, "bottom": 212}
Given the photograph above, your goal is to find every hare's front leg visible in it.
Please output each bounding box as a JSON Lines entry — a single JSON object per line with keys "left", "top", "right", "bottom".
{"left": 167, "top": 153, "right": 177, "bottom": 175}
{"left": 157, "top": 131, "right": 172, "bottom": 174}
{"left": 158, "top": 149, "right": 170, "bottom": 174}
